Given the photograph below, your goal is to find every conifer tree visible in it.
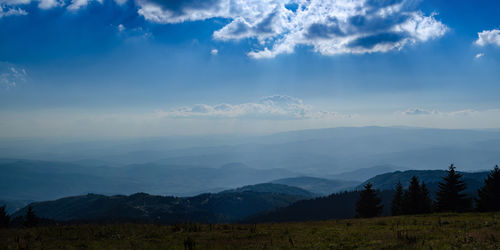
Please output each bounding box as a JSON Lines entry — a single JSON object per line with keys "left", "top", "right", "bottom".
{"left": 24, "top": 206, "right": 39, "bottom": 228}
{"left": 476, "top": 165, "right": 500, "bottom": 212}
{"left": 420, "top": 182, "right": 433, "bottom": 213}
{"left": 435, "top": 164, "right": 471, "bottom": 212}
{"left": 356, "top": 183, "right": 383, "bottom": 218}
{"left": 391, "top": 182, "right": 404, "bottom": 216}
{"left": 402, "top": 176, "right": 422, "bottom": 214}
{"left": 0, "top": 205, "right": 10, "bottom": 228}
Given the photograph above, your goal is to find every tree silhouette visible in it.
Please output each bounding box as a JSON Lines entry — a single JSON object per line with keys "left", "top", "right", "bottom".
{"left": 355, "top": 183, "right": 383, "bottom": 218}
{"left": 476, "top": 165, "right": 500, "bottom": 212}
{"left": 24, "top": 206, "right": 39, "bottom": 227}
{"left": 435, "top": 164, "right": 471, "bottom": 212}
{"left": 391, "top": 182, "right": 404, "bottom": 216}
{"left": 402, "top": 176, "right": 422, "bottom": 214}
{"left": 420, "top": 182, "right": 433, "bottom": 213}
{"left": 0, "top": 205, "right": 10, "bottom": 228}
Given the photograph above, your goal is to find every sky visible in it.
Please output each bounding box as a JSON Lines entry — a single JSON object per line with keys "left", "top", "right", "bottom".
{"left": 0, "top": 0, "right": 499, "bottom": 137}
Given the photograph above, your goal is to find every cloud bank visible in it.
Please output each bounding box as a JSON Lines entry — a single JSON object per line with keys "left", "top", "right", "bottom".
{"left": 0, "top": 0, "right": 448, "bottom": 58}
{"left": 157, "top": 95, "right": 344, "bottom": 120}
{"left": 400, "top": 108, "right": 479, "bottom": 117}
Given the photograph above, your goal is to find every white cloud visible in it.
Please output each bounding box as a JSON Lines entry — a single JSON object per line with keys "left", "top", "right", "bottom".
{"left": 475, "top": 29, "right": 500, "bottom": 47}
{"left": 0, "top": 5, "right": 27, "bottom": 18}
{"left": 448, "top": 109, "right": 478, "bottom": 117}
{"left": 157, "top": 95, "right": 345, "bottom": 120}
{"left": 400, "top": 108, "right": 479, "bottom": 117}
{"left": 401, "top": 108, "right": 438, "bottom": 115}
{"left": 118, "top": 23, "right": 125, "bottom": 32}
{"left": 0, "top": 0, "right": 448, "bottom": 58}
{"left": 67, "top": 0, "right": 102, "bottom": 10}
{"left": 38, "top": 0, "right": 63, "bottom": 9}
{"left": 475, "top": 53, "right": 484, "bottom": 59}
{"left": 135, "top": 0, "right": 448, "bottom": 58}
{"left": 0, "top": 63, "right": 28, "bottom": 89}
{"left": 211, "top": 49, "right": 218, "bottom": 55}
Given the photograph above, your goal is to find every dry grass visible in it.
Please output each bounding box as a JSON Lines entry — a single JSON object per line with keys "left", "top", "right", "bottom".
{"left": 2, "top": 212, "right": 500, "bottom": 249}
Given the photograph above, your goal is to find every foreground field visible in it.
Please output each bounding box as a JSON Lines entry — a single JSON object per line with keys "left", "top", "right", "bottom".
{"left": 2, "top": 213, "right": 500, "bottom": 249}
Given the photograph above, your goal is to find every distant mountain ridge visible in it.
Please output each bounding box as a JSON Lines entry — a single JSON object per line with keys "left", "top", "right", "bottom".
{"left": 271, "top": 176, "right": 360, "bottom": 195}
{"left": 0, "top": 160, "right": 300, "bottom": 201}
{"left": 327, "top": 165, "right": 401, "bottom": 182}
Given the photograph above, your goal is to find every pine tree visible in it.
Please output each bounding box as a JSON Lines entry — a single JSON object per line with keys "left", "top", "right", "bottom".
{"left": 0, "top": 205, "right": 10, "bottom": 228}
{"left": 391, "top": 182, "right": 404, "bottom": 216}
{"left": 402, "top": 176, "right": 421, "bottom": 214}
{"left": 476, "top": 165, "right": 500, "bottom": 212}
{"left": 435, "top": 164, "right": 471, "bottom": 212}
{"left": 24, "top": 206, "right": 39, "bottom": 228}
{"left": 356, "top": 183, "right": 383, "bottom": 218}
{"left": 420, "top": 182, "right": 433, "bottom": 213}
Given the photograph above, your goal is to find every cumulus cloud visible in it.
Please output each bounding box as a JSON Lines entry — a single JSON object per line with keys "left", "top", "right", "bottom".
{"left": 0, "top": 63, "right": 28, "bottom": 89}
{"left": 475, "top": 53, "right": 484, "bottom": 59}
{"left": 1, "top": 0, "right": 448, "bottom": 58}
{"left": 211, "top": 48, "right": 218, "bottom": 55}
{"left": 157, "top": 95, "right": 345, "bottom": 120}
{"left": 135, "top": 0, "right": 448, "bottom": 58}
{"left": 475, "top": 29, "right": 500, "bottom": 47}
{"left": 38, "top": 0, "right": 63, "bottom": 9}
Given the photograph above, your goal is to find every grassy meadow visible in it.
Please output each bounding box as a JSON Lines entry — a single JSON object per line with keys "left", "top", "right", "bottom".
{"left": 2, "top": 212, "right": 500, "bottom": 249}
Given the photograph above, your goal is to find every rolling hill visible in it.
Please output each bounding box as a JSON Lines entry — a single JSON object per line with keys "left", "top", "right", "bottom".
{"left": 11, "top": 185, "right": 314, "bottom": 223}
{"left": 359, "top": 169, "right": 489, "bottom": 196}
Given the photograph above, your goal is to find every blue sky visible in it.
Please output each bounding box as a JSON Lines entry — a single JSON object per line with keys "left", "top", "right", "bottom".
{"left": 0, "top": 0, "right": 499, "bottom": 137}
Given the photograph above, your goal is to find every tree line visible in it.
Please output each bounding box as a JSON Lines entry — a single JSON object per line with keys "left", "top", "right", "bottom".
{"left": 356, "top": 164, "right": 500, "bottom": 218}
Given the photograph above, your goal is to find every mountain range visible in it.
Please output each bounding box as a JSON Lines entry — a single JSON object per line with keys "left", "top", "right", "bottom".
{"left": 8, "top": 168, "right": 496, "bottom": 224}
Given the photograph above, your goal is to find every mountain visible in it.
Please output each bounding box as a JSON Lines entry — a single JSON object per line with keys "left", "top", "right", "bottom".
{"left": 221, "top": 183, "right": 317, "bottom": 197}
{"left": 271, "top": 177, "right": 360, "bottom": 195}
{"left": 12, "top": 190, "right": 309, "bottom": 223}
{"left": 248, "top": 190, "right": 394, "bottom": 223}
{"left": 0, "top": 199, "right": 30, "bottom": 214}
{"left": 3, "top": 127, "right": 500, "bottom": 202}
{"left": 327, "top": 165, "right": 402, "bottom": 182}
{"left": 359, "top": 170, "right": 489, "bottom": 197}
{"left": 2, "top": 127, "right": 500, "bottom": 174}
{"left": 0, "top": 160, "right": 300, "bottom": 201}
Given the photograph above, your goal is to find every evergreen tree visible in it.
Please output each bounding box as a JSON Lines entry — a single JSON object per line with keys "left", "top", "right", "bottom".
{"left": 400, "top": 177, "right": 433, "bottom": 214}
{"left": 391, "top": 182, "right": 404, "bottom": 216}
{"left": 355, "top": 183, "right": 383, "bottom": 218}
{"left": 0, "top": 205, "right": 10, "bottom": 228}
{"left": 435, "top": 164, "right": 471, "bottom": 212}
{"left": 476, "top": 165, "right": 500, "bottom": 212}
{"left": 402, "top": 176, "right": 421, "bottom": 214}
{"left": 420, "top": 182, "right": 433, "bottom": 213}
{"left": 24, "top": 206, "right": 39, "bottom": 227}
